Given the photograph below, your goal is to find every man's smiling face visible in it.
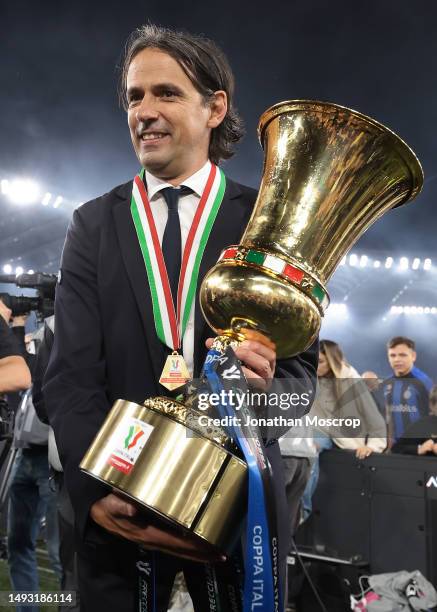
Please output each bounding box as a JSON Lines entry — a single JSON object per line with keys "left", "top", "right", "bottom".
{"left": 126, "top": 47, "right": 218, "bottom": 184}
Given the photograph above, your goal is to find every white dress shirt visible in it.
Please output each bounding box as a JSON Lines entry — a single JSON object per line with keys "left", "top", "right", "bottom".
{"left": 144, "top": 160, "right": 212, "bottom": 375}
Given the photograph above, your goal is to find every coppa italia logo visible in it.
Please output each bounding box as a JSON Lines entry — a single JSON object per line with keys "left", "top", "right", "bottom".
{"left": 124, "top": 424, "right": 145, "bottom": 450}
{"left": 108, "top": 417, "right": 153, "bottom": 475}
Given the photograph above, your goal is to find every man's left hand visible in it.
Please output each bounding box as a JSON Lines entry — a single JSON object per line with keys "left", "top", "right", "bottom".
{"left": 205, "top": 338, "right": 276, "bottom": 391}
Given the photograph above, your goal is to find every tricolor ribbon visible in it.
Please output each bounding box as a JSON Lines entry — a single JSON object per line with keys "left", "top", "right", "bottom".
{"left": 130, "top": 164, "right": 226, "bottom": 350}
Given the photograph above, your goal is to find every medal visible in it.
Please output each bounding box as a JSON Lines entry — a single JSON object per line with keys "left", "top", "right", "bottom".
{"left": 130, "top": 163, "right": 226, "bottom": 388}
{"left": 159, "top": 351, "right": 191, "bottom": 391}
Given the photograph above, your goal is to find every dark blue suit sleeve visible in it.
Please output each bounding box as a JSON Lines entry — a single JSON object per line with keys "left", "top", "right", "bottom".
{"left": 43, "top": 206, "right": 110, "bottom": 540}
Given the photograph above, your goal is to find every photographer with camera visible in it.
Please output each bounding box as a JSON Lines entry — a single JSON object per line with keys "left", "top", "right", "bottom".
{"left": 0, "top": 303, "right": 62, "bottom": 611}
{"left": 0, "top": 299, "right": 31, "bottom": 393}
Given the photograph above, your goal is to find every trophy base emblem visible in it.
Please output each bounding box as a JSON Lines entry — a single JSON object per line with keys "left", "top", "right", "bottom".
{"left": 80, "top": 397, "right": 247, "bottom": 554}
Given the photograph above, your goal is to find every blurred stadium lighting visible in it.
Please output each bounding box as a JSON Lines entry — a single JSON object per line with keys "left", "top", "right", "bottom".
{"left": 2, "top": 264, "right": 12, "bottom": 274}
{"left": 373, "top": 260, "right": 381, "bottom": 268}
{"left": 399, "top": 257, "right": 409, "bottom": 270}
{"left": 5, "top": 179, "right": 41, "bottom": 205}
{"left": 53, "top": 195, "right": 63, "bottom": 208}
{"left": 390, "top": 305, "right": 437, "bottom": 315}
{"left": 424, "top": 258, "right": 432, "bottom": 271}
{"left": 15, "top": 266, "right": 23, "bottom": 275}
{"left": 412, "top": 257, "right": 421, "bottom": 270}
{"left": 349, "top": 254, "right": 358, "bottom": 267}
{"left": 41, "top": 192, "right": 52, "bottom": 206}
{"left": 359, "top": 255, "right": 368, "bottom": 267}
{"left": 328, "top": 303, "right": 348, "bottom": 316}
{"left": 385, "top": 257, "right": 393, "bottom": 269}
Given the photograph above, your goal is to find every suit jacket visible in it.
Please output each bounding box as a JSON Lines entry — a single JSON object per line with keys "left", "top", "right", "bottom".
{"left": 43, "top": 175, "right": 318, "bottom": 568}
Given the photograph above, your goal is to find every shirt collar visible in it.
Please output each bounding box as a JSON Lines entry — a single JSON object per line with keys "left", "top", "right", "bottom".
{"left": 145, "top": 160, "right": 211, "bottom": 201}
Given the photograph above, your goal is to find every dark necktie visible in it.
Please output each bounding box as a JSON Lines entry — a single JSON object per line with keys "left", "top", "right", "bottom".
{"left": 161, "top": 186, "right": 192, "bottom": 306}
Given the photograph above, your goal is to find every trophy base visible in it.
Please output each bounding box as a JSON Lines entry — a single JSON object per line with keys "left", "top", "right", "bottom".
{"left": 80, "top": 398, "right": 248, "bottom": 554}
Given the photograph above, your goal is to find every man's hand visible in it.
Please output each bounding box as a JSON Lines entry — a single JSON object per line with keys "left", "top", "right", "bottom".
{"left": 90, "top": 493, "right": 225, "bottom": 563}
{"left": 205, "top": 338, "right": 276, "bottom": 391}
{"left": 355, "top": 446, "right": 373, "bottom": 459}
{"left": 0, "top": 300, "right": 12, "bottom": 325}
{"left": 418, "top": 439, "right": 435, "bottom": 455}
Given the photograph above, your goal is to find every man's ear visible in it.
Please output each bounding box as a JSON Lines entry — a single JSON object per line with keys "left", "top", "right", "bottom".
{"left": 412, "top": 350, "right": 417, "bottom": 363}
{"left": 207, "top": 91, "right": 227, "bottom": 128}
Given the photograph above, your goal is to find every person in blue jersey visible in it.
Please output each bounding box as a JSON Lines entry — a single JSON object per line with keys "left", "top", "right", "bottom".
{"left": 382, "top": 336, "right": 433, "bottom": 447}
{"left": 392, "top": 385, "right": 437, "bottom": 456}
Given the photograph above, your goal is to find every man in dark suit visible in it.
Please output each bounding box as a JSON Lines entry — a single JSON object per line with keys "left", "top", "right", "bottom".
{"left": 44, "top": 24, "right": 318, "bottom": 612}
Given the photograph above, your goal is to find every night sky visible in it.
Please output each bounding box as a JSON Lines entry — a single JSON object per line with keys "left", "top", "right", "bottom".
{"left": 1, "top": 0, "right": 436, "bottom": 375}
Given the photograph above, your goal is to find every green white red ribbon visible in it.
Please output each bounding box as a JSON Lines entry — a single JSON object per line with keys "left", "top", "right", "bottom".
{"left": 130, "top": 164, "right": 226, "bottom": 350}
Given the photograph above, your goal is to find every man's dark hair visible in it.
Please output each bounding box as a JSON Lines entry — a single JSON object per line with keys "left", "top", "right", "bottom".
{"left": 387, "top": 336, "right": 416, "bottom": 350}
{"left": 119, "top": 24, "right": 244, "bottom": 165}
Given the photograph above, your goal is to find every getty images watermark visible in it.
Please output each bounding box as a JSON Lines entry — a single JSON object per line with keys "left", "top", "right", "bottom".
{"left": 195, "top": 389, "right": 362, "bottom": 430}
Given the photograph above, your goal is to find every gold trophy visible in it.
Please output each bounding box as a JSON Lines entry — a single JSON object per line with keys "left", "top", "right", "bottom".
{"left": 81, "top": 100, "right": 423, "bottom": 552}
{"left": 200, "top": 100, "right": 423, "bottom": 357}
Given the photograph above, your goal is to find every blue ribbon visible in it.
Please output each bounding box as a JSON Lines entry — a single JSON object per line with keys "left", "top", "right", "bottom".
{"left": 202, "top": 347, "right": 281, "bottom": 612}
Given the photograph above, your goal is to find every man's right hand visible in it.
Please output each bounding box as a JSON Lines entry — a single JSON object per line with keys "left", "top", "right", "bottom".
{"left": 90, "top": 493, "right": 226, "bottom": 563}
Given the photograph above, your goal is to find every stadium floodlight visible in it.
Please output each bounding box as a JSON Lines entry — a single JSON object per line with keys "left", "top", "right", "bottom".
{"left": 53, "top": 195, "right": 63, "bottom": 208}
{"left": 359, "top": 255, "right": 368, "bottom": 268}
{"left": 329, "top": 303, "right": 348, "bottom": 316}
{"left": 412, "top": 258, "right": 420, "bottom": 270}
{"left": 373, "top": 260, "right": 381, "bottom": 268}
{"left": 6, "top": 179, "right": 41, "bottom": 205}
{"left": 15, "top": 266, "right": 23, "bottom": 275}
{"left": 392, "top": 305, "right": 437, "bottom": 315}
{"left": 1, "top": 179, "right": 9, "bottom": 195}
{"left": 41, "top": 192, "right": 52, "bottom": 206}
{"left": 27, "top": 269, "right": 34, "bottom": 274}
{"left": 339, "top": 256, "right": 346, "bottom": 266}
{"left": 349, "top": 254, "right": 358, "bottom": 267}
{"left": 2, "top": 264, "right": 12, "bottom": 274}
{"left": 399, "top": 257, "right": 409, "bottom": 270}
{"left": 385, "top": 257, "right": 393, "bottom": 269}
{"left": 424, "top": 259, "right": 432, "bottom": 271}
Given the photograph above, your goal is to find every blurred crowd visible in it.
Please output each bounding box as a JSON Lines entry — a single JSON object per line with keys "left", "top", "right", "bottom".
{"left": 280, "top": 334, "right": 436, "bottom": 541}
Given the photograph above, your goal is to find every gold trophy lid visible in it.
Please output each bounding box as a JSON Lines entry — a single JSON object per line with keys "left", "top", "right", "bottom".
{"left": 258, "top": 100, "right": 424, "bottom": 205}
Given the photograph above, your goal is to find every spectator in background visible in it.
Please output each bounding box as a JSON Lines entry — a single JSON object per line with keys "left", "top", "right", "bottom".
{"left": 382, "top": 336, "right": 433, "bottom": 446}
{"left": 6, "top": 316, "right": 61, "bottom": 612}
{"left": 0, "top": 299, "right": 31, "bottom": 393}
{"left": 312, "top": 340, "right": 386, "bottom": 457}
{"left": 302, "top": 340, "right": 386, "bottom": 519}
{"left": 392, "top": 385, "right": 437, "bottom": 456}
